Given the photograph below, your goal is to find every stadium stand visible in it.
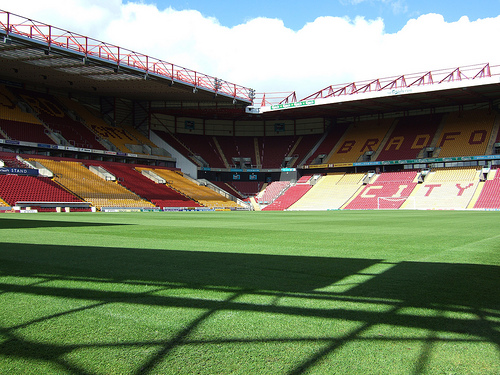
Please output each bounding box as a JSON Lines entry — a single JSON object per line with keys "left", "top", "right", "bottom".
{"left": 376, "top": 114, "right": 443, "bottom": 161}
{"left": 136, "top": 167, "right": 240, "bottom": 209}
{"left": 57, "top": 97, "right": 136, "bottom": 153}
{"left": 229, "top": 181, "right": 263, "bottom": 198}
{"left": 87, "top": 161, "right": 201, "bottom": 208}
{"left": 174, "top": 134, "right": 225, "bottom": 168}
{"left": 436, "top": 109, "right": 496, "bottom": 157}
{"left": 262, "top": 183, "right": 312, "bottom": 211}
{"left": 153, "top": 130, "right": 218, "bottom": 167}
{"left": 0, "top": 86, "right": 56, "bottom": 144}
{"left": 0, "top": 197, "right": 8, "bottom": 207}
{"left": 344, "top": 171, "right": 419, "bottom": 210}
{"left": 259, "top": 136, "right": 296, "bottom": 168}
{"left": 0, "top": 153, "right": 28, "bottom": 169}
{"left": 327, "top": 119, "right": 394, "bottom": 164}
{"left": 257, "top": 181, "right": 291, "bottom": 204}
{"left": 473, "top": 168, "right": 500, "bottom": 209}
{"left": 289, "top": 173, "right": 345, "bottom": 210}
{"left": 405, "top": 167, "right": 480, "bottom": 210}
{"left": 12, "top": 88, "right": 107, "bottom": 150}
{"left": 0, "top": 85, "right": 43, "bottom": 124}
{"left": 290, "top": 134, "right": 323, "bottom": 167}
{"left": 304, "top": 123, "right": 350, "bottom": 165}
{"left": 27, "top": 157, "right": 154, "bottom": 209}
{"left": 0, "top": 174, "right": 84, "bottom": 211}
{"left": 216, "top": 136, "right": 244, "bottom": 168}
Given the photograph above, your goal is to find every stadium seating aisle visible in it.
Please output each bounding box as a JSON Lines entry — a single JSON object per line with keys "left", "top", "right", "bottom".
{"left": 259, "top": 136, "right": 296, "bottom": 168}
{"left": 0, "top": 197, "right": 8, "bottom": 207}
{"left": 28, "top": 158, "right": 154, "bottom": 209}
{"left": 12, "top": 88, "right": 107, "bottom": 150}
{"left": 473, "top": 169, "right": 500, "bottom": 209}
{"left": 402, "top": 168, "right": 481, "bottom": 210}
{"left": 436, "top": 109, "right": 496, "bottom": 157}
{"left": 289, "top": 173, "right": 356, "bottom": 210}
{"left": 303, "top": 123, "right": 350, "bottom": 165}
{"left": 0, "top": 153, "right": 29, "bottom": 169}
{"left": 58, "top": 97, "right": 137, "bottom": 154}
{"left": 257, "top": 181, "right": 291, "bottom": 204}
{"left": 376, "top": 114, "right": 442, "bottom": 161}
{"left": 136, "top": 167, "right": 240, "bottom": 209}
{"left": 174, "top": 134, "right": 226, "bottom": 168}
{"left": 229, "top": 181, "right": 262, "bottom": 198}
{"left": 327, "top": 119, "right": 394, "bottom": 164}
{"left": 291, "top": 134, "right": 322, "bottom": 167}
{"left": 344, "top": 171, "right": 420, "bottom": 210}
{"left": 0, "top": 85, "right": 44, "bottom": 124}
{"left": 262, "top": 184, "right": 312, "bottom": 211}
{"left": 153, "top": 130, "right": 206, "bottom": 167}
{"left": 88, "top": 162, "right": 200, "bottom": 208}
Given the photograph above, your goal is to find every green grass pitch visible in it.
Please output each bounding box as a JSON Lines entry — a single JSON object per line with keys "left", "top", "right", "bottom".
{"left": 0, "top": 210, "right": 499, "bottom": 374}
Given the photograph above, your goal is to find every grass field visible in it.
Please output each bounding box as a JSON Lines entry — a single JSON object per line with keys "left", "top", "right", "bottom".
{"left": 0, "top": 210, "right": 499, "bottom": 374}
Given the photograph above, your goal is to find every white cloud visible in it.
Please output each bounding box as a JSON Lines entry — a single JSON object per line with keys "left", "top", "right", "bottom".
{"left": 1, "top": 1, "right": 499, "bottom": 100}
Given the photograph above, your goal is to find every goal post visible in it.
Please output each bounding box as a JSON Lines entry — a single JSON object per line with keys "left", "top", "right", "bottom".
{"left": 377, "top": 196, "right": 415, "bottom": 209}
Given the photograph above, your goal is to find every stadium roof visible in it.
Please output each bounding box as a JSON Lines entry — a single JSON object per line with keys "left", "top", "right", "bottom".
{"left": 1, "top": 10, "right": 499, "bottom": 122}
{"left": 248, "top": 63, "right": 500, "bottom": 119}
{"left": 0, "top": 10, "right": 254, "bottom": 105}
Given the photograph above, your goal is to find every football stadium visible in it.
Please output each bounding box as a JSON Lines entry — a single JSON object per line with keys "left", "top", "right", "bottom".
{"left": 0, "top": 9, "right": 499, "bottom": 375}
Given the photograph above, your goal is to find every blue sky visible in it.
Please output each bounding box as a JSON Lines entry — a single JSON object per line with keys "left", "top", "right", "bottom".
{"left": 2, "top": 0, "right": 500, "bottom": 98}
{"left": 145, "top": 0, "right": 500, "bottom": 33}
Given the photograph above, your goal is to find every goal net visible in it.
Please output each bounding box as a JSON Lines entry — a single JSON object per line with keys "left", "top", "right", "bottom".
{"left": 377, "top": 196, "right": 415, "bottom": 210}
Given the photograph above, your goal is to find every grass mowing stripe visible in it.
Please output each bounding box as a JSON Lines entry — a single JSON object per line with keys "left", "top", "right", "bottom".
{"left": 0, "top": 211, "right": 499, "bottom": 374}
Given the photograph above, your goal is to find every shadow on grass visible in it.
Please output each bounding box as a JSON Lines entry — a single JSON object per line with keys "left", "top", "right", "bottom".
{"left": 0, "top": 218, "right": 131, "bottom": 229}
{"left": 0, "top": 242, "right": 499, "bottom": 374}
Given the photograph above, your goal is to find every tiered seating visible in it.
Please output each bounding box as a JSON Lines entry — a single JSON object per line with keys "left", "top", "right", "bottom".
{"left": 0, "top": 120, "right": 56, "bottom": 145}
{"left": 137, "top": 168, "right": 239, "bottom": 209}
{"left": 153, "top": 130, "right": 197, "bottom": 164}
{"left": 262, "top": 184, "right": 312, "bottom": 211}
{"left": 210, "top": 181, "right": 245, "bottom": 200}
{"left": 437, "top": 109, "right": 496, "bottom": 157}
{"left": 123, "top": 125, "right": 159, "bottom": 149}
{"left": 216, "top": 136, "right": 258, "bottom": 168}
{"left": 90, "top": 162, "right": 200, "bottom": 208}
{"left": 376, "top": 114, "right": 442, "bottom": 161}
{"left": 296, "top": 175, "right": 312, "bottom": 184}
{"left": 0, "top": 153, "right": 29, "bottom": 168}
{"left": 290, "top": 134, "right": 322, "bottom": 167}
{"left": 62, "top": 96, "right": 162, "bottom": 155}
{"left": 175, "top": 134, "right": 225, "bottom": 168}
{"left": 58, "top": 97, "right": 135, "bottom": 153}
{"left": 473, "top": 169, "right": 500, "bottom": 209}
{"left": 229, "top": 181, "right": 262, "bottom": 198}
{"left": 344, "top": 171, "right": 419, "bottom": 210}
{"left": 407, "top": 167, "right": 480, "bottom": 210}
{"left": 374, "top": 170, "right": 418, "bottom": 184}
{"left": 0, "top": 86, "right": 54, "bottom": 144}
{"left": 289, "top": 173, "right": 348, "bottom": 210}
{"left": 304, "top": 123, "right": 350, "bottom": 165}
{"left": 13, "top": 89, "right": 106, "bottom": 150}
{"left": 336, "top": 172, "right": 366, "bottom": 185}
{"left": 28, "top": 158, "right": 153, "bottom": 209}
{"left": 0, "top": 85, "right": 44, "bottom": 124}
{"left": 259, "top": 136, "right": 296, "bottom": 168}
{"left": 257, "top": 181, "right": 290, "bottom": 204}
{"left": 215, "top": 136, "right": 241, "bottom": 168}
{"left": 328, "top": 119, "right": 394, "bottom": 164}
{"left": 0, "top": 174, "right": 83, "bottom": 210}
{"left": 0, "top": 197, "right": 8, "bottom": 207}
